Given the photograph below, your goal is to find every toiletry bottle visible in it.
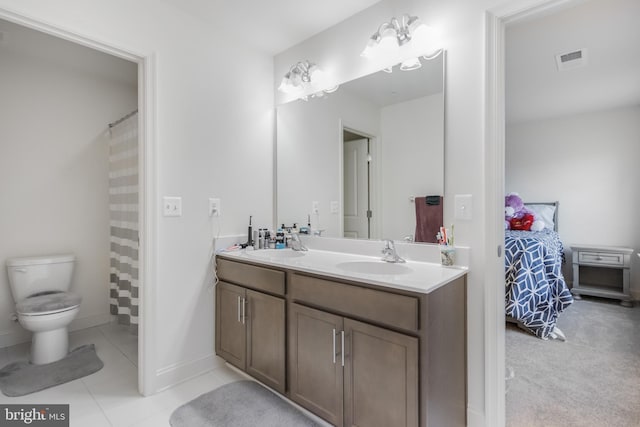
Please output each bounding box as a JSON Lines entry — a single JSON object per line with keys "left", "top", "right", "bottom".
{"left": 258, "top": 229, "right": 264, "bottom": 249}
{"left": 268, "top": 230, "right": 276, "bottom": 249}
{"left": 276, "top": 228, "right": 285, "bottom": 249}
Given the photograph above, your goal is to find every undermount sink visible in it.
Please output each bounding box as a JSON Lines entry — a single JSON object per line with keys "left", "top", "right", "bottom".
{"left": 246, "top": 249, "right": 306, "bottom": 259}
{"left": 336, "top": 261, "right": 413, "bottom": 275}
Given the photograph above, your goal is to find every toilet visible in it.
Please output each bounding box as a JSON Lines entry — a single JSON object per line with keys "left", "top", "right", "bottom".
{"left": 6, "top": 254, "right": 81, "bottom": 365}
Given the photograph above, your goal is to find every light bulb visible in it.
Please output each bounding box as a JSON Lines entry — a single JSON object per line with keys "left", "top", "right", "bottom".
{"left": 377, "top": 27, "right": 399, "bottom": 57}
{"left": 400, "top": 57, "right": 422, "bottom": 71}
{"left": 277, "top": 74, "right": 292, "bottom": 93}
{"left": 409, "top": 22, "right": 431, "bottom": 49}
{"left": 360, "top": 37, "right": 378, "bottom": 58}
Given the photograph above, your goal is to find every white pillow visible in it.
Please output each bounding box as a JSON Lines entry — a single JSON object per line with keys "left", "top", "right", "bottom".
{"left": 526, "top": 204, "right": 556, "bottom": 230}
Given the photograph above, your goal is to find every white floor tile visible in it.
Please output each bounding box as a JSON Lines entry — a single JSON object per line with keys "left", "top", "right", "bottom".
{"left": 84, "top": 369, "right": 141, "bottom": 411}
{"left": 71, "top": 410, "right": 112, "bottom": 427}
{"left": 152, "top": 367, "right": 244, "bottom": 412}
{"left": 0, "top": 379, "right": 101, "bottom": 419}
{"left": 103, "top": 393, "right": 168, "bottom": 427}
{"left": 1, "top": 325, "right": 321, "bottom": 427}
{"left": 128, "top": 409, "right": 172, "bottom": 427}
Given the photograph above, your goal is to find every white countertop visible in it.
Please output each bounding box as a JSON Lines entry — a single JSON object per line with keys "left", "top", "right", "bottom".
{"left": 216, "top": 248, "right": 467, "bottom": 295}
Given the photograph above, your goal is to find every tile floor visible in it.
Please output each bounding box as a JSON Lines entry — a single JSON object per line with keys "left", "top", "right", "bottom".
{"left": 0, "top": 323, "right": 247, "bottom": 427}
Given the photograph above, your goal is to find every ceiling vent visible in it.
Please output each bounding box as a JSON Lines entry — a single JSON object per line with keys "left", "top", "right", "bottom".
{"left": 555, "top": 48, "right": 588, "bottom": 71}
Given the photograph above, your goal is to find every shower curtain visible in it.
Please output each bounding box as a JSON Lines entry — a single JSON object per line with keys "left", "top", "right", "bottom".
{"left": 108, "top": 111, "right": 139, "bottom": 334}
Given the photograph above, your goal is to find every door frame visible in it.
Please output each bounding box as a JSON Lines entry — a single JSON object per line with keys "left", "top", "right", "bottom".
{"left": 484, "top": 0, "right": 579, "bottom": 425}
{"left": 0, "top": 8, "right": 158, "bottom": 395}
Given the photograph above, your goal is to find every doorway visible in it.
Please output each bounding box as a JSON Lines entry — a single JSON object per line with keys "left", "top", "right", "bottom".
{"left": 342, "top": 128, "right": 372, "bottom": 239}
{"left": 0, "top": 12, "right": 152, "bottom": 395}
{"left": 486, "top": 0, "right": 640, "bottom": 425}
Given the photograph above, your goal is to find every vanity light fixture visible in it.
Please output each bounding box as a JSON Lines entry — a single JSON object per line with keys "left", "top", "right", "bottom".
{"left": 361, "top": 14, "right": 432, "bottom": 68}
{"left": 278, "top": 60, "right": 338, "bottom": 97}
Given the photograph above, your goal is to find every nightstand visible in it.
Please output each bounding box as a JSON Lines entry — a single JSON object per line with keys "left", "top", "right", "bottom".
{"left": 571, "top": 245, "right": 634, "bottom": 307}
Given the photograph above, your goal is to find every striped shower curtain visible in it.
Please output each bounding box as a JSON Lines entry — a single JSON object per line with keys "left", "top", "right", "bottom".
{"left": 108, "top": 111, "right": 139, "bottom": 334}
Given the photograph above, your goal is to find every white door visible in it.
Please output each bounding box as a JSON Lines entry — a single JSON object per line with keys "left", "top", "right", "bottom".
{"left": 343, "top": 138, "right": 370, "bottom": 239}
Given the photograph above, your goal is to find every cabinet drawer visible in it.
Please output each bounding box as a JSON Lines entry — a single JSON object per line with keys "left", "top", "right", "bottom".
{"left": 216, "top": 258, "right": 285, "bottom": 295}
{"left": 290, "top": 273, "right": 419, "bottom": 332}
{"left": 578, "top": 251, "right": 624, "bottom": 266}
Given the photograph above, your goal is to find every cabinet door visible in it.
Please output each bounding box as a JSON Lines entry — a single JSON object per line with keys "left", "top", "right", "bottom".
{"left": 246, "top": 289, "right": 286, "bottom": 394}
{"left": 289, "top": 303, "right": 344, "bottom": 427}
{"left": 215, "top": 281, "right": 245, "bottom": 370}
{"left": 344, "top": 318, "right": 419, "bottom": 427}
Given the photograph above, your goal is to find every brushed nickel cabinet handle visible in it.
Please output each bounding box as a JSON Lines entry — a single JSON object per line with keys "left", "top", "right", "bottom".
{"left": 341, "top": 330, "right": 345, "bottom": 367}
{"left": 242, "top": 298, "right": 246, "bottom": 325}
{"left": 237, "top": 296, "right": 241, "bottom": 323}
{"left": 332, "top": 328, "right": 336, "bottom": 364}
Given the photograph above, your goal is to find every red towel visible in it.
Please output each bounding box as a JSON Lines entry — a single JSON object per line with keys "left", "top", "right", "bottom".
{"left": 414, "top": 196, "right": 443, "bottom": 243}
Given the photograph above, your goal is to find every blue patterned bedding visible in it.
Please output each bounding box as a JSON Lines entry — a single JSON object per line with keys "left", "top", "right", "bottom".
{"left": 505, "top": 229, "right": 573, "bottom": 339}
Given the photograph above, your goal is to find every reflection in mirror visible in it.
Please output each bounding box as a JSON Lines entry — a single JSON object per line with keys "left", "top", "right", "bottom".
{"left": 276, "top": 50, "right": 445, "bottom": 242}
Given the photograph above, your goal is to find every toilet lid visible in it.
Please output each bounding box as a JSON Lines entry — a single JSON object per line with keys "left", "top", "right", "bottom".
{"left": 16, "top": 291, "right": 81, "bottom": 316}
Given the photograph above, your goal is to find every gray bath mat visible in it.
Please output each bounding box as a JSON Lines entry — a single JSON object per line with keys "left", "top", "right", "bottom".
{"left": 0, "top": 344, "right": 103, "bottom": 397}
{"left": 170, "top": 380, "right": 322, "bottom": 427}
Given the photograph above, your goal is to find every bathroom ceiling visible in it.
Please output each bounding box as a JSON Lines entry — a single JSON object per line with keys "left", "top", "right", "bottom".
{"left": 505, "top": 0, "right": 640, "bottom": 124}
{"left": 162, "top": 0, "right": 382, "bottom": 55}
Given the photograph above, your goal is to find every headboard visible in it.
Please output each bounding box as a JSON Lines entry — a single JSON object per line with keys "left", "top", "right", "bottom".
{"left": 524, "top": 201, "right": 559, "bottom": 232}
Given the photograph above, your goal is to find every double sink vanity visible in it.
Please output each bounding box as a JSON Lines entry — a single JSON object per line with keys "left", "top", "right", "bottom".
{"left": 214, "top": 239, "right": 467, "bottom": 427}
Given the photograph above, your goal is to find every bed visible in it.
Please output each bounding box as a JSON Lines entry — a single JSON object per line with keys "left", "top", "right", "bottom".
{"left": 504, "top": 202, "right": 573, "bottom": 339}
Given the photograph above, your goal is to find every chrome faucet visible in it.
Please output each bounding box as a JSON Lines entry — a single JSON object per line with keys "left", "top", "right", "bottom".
{"left": 291, "top": 232, "right": 308, "bottom": 251}
{"left": 381, "top": 239, "right": 405, "bottom": 263}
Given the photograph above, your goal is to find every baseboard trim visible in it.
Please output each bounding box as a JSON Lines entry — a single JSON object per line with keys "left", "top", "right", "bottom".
{"left": 155, "top": 352, "right": 224, "bottom": 392}
{"left": 467, "top": 406, "right": 486, "bottom": 427}
{"left": 0, "top": 312, "right": 112, "bottom": 349}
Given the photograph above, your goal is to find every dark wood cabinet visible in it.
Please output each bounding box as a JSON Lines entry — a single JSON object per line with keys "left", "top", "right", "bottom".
{"left": 245, "top": 289, "right": 286, "bottom": 392}
{"left": 289, "top": 303, "right": 344, "bottom": 426}
{"left": 344, "top": 318, "right": 418, "bottom": 427}
{"left": 215, "top": 256, "right": 467, "bottom": 427}
{"left": 215, "top": 281, "right": 286, "bottom": 393}
{"left": 215, "top": 282, "right": 245, "bottom": 369}
{"left": 290, "top": 303, "right": 419, "bottom": 427}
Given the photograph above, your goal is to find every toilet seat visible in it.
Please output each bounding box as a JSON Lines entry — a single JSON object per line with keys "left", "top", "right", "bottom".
{"left": 16, "top": 291, "right": 81, "bottom": 316}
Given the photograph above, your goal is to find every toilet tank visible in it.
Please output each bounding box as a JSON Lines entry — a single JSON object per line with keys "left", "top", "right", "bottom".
{"left": 6, "top": 254, "right": 76, "bottom": 302}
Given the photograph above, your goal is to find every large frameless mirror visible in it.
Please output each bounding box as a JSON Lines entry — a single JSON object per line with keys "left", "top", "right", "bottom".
{"left": 276, "top": 50, "right": 445, "bottom": 242}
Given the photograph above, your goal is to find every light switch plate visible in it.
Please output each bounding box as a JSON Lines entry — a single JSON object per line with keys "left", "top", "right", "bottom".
{"left": 330, "top": 201, "right": 339, "bottom": 214}
{"left": 454, "top": 194, "right": 472, "bottom": 220}
{"left": 163, "top": 196, "right": 182, "bottom": 217}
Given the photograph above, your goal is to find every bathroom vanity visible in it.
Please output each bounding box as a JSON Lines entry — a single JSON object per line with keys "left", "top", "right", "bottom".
{"left": 215, "top": 248, "right": 467, "bottom": 427}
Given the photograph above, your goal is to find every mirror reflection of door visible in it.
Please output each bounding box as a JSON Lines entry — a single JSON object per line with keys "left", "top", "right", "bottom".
{"left": 343, "top": 129, "right": 371, "bottom": 239}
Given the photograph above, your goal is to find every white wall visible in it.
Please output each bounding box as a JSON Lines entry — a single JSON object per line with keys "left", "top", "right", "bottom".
{"left": 380, "top": 93, "right": 444, "bottom": 240}
{"left": 275, "top": 0, "right": 509, "bottom": 423}
{"left": 0, "top": 0, "right": 274, "bottom": 391}
{"left": 506, "top": 106, "right": 640, "bottom": 296}
{"left": 0, "top": 19, "right": 137, "bottom": 347}
{"left": 277, "top": 89, "right": 380, "bottom": 237}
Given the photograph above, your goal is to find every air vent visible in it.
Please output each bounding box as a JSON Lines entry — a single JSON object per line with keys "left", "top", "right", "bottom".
{"left": 555, "top": 48, "right": 588, "bottom": 71}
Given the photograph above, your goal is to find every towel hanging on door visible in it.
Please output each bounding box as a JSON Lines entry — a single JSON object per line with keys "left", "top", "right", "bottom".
{"left": 414, "top": 196, "right": 443, "bottom": 243}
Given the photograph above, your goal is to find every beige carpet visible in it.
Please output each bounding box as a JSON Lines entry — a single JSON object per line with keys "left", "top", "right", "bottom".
{"left": 506, "top": 298, "right": 640, "bottom": 427}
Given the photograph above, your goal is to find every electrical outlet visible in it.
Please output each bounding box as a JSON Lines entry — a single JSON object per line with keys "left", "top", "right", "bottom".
{"left": 330, "top": 201, "right": 339, "bottom": 214}
{"left": 163, "top": 197, "right": 182, "bottom": 217}
{"left": 209, "top": 198, "right": 221, "bottom": 217}
{"left": 312, "top": 201, "right": 319, "bottom": 214}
